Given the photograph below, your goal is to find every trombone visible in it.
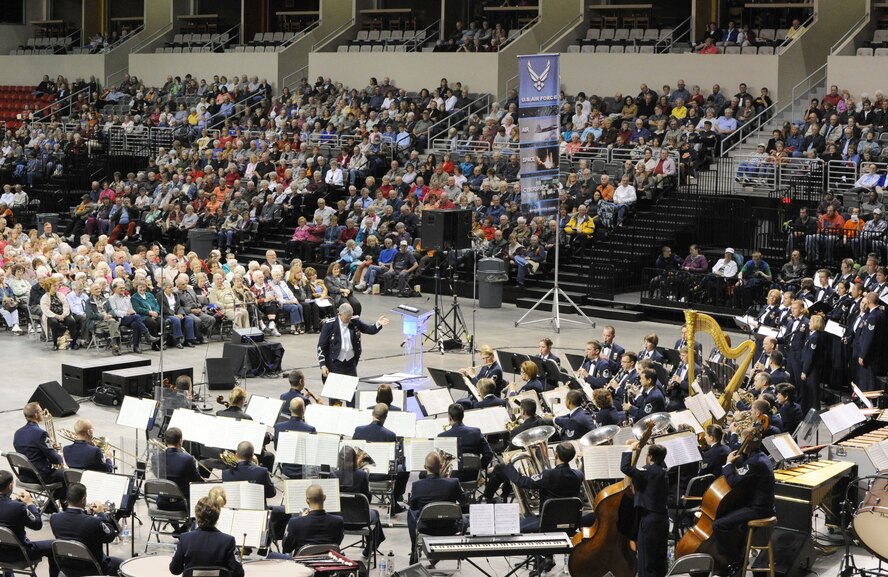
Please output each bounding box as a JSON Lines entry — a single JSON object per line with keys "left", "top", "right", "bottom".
{"left": 57, "top": 429, "right": 140, "bottom": 471}
{"left": 42, "top": 410, "right": 65, "bottom": 470}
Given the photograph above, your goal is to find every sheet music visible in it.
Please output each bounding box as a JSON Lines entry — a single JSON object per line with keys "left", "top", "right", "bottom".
{"left": 825, "top": 320, "right": 845, "bottom": 338}
{"left": 581, "top": 446, "right": 626, "bottom": 480}
{"left": 364, "top": 373, "right": 421, "bottom": 383}
{"left": 820, "top": 402, "right": 866, "bottom": 435}
{"left": 464, "top": 406, "right": 510, "bottom": 434}
{"left": 464, "top": 374, "right": 481, "bottom": 400}
{"left": 357, "top": 389, "right": 406, "bottom": 410}
{"left": 220, "top": 419, "right": 267, "bottom": 452}
{"left": 321, "top": 373, "right": 360, "bottom": 402}
{"left": 274, "top": 432, "right": 341, "bottom": 467}
{"left": 344, "top": 441, "right": 395, "bottom": 476}
{"left": 669, "top": 410, "right": 704, "bottom": 435}
{"left": 756, "top": 325, "right": 779, "bottom": 338}
{"left": 189, "top": 481, "right": 265, "bottom": 510}
{"left": 283, "top": 478, "right": 341, "bottom": 513}
{"left": 306, "top": 404, "right": 359, "bottom": 437}
{"left": 116, "top": 396, "right": 158, "bottom": 430}
{"left": 404, "top": 438, "right": 437, "bottom": 471}
{"left": 703, "top": 392, "right": 726, "bottom": 421}
{"left": 770, "top": 433, "right": 802, "bottom": 460}
{"left": 217, "top": 508, "right": 267, "bottom": 548}
{"left": 245, "top": 395, "right": 284, "bottom": 427}
{"left": 469, "top": 503, "right": 496, "bottom": 535}
{"left": 415, "top": 417, "right": 449, "bottom": 437}
{"left": 734, "top": 314, "right": 757, "bottom": 330}
{"left": 541, "top": 387, "right": 570, "bottom": 414}
{"left": 852, "top": 384, "right": 874, "bottom": 409}
{"left": 316, "top": 298, "right": 333, "bottom": 308}
{"left": 654, "top": 432, "right": 702, "bottom": 469}
{"left": 684, "top": 395, "right": 711, "bottom": 425}
{"left": 865, "top": 440, "right": 888, "bottom": 472}
{"left": 79, "top": 471, "right": 131, "bottom": 508}
{"left": 416, "top": 388, "right": 456, "bottom": 416}
{"left": 381, "top": 410, "right": 416, "bottom": 437}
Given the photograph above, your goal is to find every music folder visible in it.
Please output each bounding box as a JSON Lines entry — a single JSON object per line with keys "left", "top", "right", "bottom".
{"left": 763, "top": 432, "right": 803, "bottom": 463}
{"left": 321, "top": 373, "right": 360, "bottom": 402}
{"left": 116, "top": 396, "right": 159, "bottom": 430}
{"left": 216, "top": 508, "right": 268, "bottom": 549}
{"left": 469, "top": 503, "right": 520, "bottom": 536}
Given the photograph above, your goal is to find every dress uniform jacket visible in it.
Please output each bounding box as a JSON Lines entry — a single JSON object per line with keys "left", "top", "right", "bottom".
{"left": 161, "top": 448, "right": 202, "bottom": 510}
{"left": 317, "top": 317, "right": 382, "bottom": 372}
{"left": 595, "top": 407, "right": 625, "bottom": 426}
{"left": 600, "top": 343, "right": 625, "bottom": 372}
{"left": 222, "top": 462, "right": 276, "bottom": 500}
{"left": 12, "top": 422, "right": 63, "bottom": 482}
{"left": 779, "top": 401, "right": 803, "bottom": 435}
{"left": 0, "top": 493, "right": 52, "bottom": 564}
{"left": 555, "top": 408, "right": 596, "bottom": 441}
{"left": 169, "top": 526, "right": 244, "bottom": 577}
{"left": 352, "top": 421, "right": 397, "bottom": 443}
{"left": 273, "top": 418, "right": 316, "bottom": 478}
{"left": 517, "top": 377, "right": 548, "bottom": 394}
{"left": 282, "top": 510, "right": 345, "bottom": 555}
{"left": 699, "top": 444, "right": 731, "bottom": 478}
{"left": 620, "top": 451, "right": 669, "bottom": 577}
{"left": 471, "top": 362, "right": 506, "bottom": 394}
{"left": 439, "top": 423, "right": 493, "bottom": 469}
{"left": 63, "top": 440, "right": 113, "bottom": 473}
{"left": 612, "top": 368, "right": 639, "bottom": 407}
{"left": 504, "top": 462, "right": 583, "bottom": 516}
{"left": 50, "top": 508, "right": 120, "bottom": 576}
{"left": 581, "top": 358, "right": 612, "bottom": 389}
{"left": 628, "top": 386, "right": 666, "bottom": 420}
{"left": 722, "top": 450, "right": 775, "bottom": 513}
{"left": 473, "top": 395, "right": 508, "bottom": 409}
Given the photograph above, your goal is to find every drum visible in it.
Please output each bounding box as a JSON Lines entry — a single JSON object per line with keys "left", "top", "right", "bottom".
{"left": 244, "top": 559, "right": 314, "bottom": 577}
{"left": 119, "top": 554, "right": 173, "bottom": 577}
{"left": 853, "top": 478, "right": 888, "bottom": 562}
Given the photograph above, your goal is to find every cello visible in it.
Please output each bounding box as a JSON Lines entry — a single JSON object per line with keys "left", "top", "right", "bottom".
{"left": 568, "top": 420, "right": 655, "bottom": 577}
{"left": 674, "top": 416, "right": 766, "bottom": 564}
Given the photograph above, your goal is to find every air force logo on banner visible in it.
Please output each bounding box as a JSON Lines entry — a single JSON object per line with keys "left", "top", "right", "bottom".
{"left": 527, "top": 60, "right": 550, "bottom": 92}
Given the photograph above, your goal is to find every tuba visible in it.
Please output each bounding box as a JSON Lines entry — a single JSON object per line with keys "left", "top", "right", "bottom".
{"left": 508, "top": 425, "right": 556, "bottom": 515}
{"left": 685, "top": 309, "right": 756, "bottom": 422}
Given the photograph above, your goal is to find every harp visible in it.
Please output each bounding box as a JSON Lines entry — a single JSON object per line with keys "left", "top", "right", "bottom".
{"left": 685, "top": 309, "right": 756, "bottom": 421}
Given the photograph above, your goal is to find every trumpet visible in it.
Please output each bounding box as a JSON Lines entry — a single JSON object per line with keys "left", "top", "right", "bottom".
{"left": 84, "top": 500, "right": 115, "bottom": 515}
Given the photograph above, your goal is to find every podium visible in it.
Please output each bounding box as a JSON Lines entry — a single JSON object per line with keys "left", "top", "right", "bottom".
{"left": 391, "top": 305, "right": 433, "bottom": 375}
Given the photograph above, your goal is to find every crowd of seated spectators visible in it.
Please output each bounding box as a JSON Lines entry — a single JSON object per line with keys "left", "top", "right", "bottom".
{"left": 433, "top": 19, "right": 516, "bottom": 52}
{"left": 692, "top": 18, "right": 806, "bottom": 54}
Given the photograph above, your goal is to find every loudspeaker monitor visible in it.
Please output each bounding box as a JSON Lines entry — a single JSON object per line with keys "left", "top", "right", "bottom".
{"left": 205, "top": 357, "right": 241, "bottom": 391}
{"left": 231, "top": 327, "right": 264, "bottom": 344}
{"left": 29, "top": 381, "right": 80, "bottom": 417}
{"left": 421, "top": 209, "right": 472, "bottom": 251}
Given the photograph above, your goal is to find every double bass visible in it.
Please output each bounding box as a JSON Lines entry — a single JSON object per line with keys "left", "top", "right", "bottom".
{"left": 568, "top": 421, "right": 655, "bottom": 577}
{"left": 673, "top": 416, "right": 766, "bottom": 564}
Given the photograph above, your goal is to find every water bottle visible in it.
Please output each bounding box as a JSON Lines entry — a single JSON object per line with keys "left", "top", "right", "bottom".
{"left": 386, "top": 551, "right": 395, "bottom": 576}
{"left": 377, "top": 556, "right": 386, "bottom": 577}
{"left": 562, "top": 553, "right": 570, "bottom": 574}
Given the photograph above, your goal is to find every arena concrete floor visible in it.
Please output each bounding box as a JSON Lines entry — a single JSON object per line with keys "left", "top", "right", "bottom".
{"left": 0, "top": 293, "right": 879, "bottom": 576}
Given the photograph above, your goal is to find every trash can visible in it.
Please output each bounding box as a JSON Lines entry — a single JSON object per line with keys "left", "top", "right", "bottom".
{"left": 477, "top": 258, "right": 508, "bottom": 309}
{"left": 188, "top": 228, "right": 216, "bottom": 257}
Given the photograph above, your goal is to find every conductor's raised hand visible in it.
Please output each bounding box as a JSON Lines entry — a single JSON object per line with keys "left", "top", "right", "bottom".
{"left": 377, "top": 315, "right": 390, "bottom": 327}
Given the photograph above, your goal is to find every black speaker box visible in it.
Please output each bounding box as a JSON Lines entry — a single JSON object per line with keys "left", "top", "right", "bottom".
{"left": 29, "top": 381, "right": 79, "bottom": 417}
{"left": 751, "top": 528, "right": 815, "bottom": 577}
{"left": 231, "top": 327, "right": 264, "bottom": 344}
{"left": 421, "top": 209, "right": 472, "bottom": 251}
{"left": 205, "top": 357, "right": 241, "bottom": 390}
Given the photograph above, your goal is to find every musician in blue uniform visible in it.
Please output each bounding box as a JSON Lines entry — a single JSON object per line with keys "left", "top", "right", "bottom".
{"left": 854, "top": 293, "right": 884, "bottom": 391}
{"left": 711, "top": 431, "right": 776, "bottom": 572}
{"left": 699, "top": 425, "right": 731, "bottom": 480}
{"left": 799, "top": 314, "right": 826, "bottom": 413}
{"left": 554, "top": 390, "right": 596, "bottom": 440}
{"left": 621, "top": 442, "right": 669, "bottom": 577}
{"left": 274, "top": 398, "right": 316, "bottom": 479}
{"left": 752, "top": 399, "right": 781, "bottom": 437}
{"left": 776, "top": 384, "right": 803, "bottom": 435}
{"left": 472, "top": 378, "right": 508, "bottom": 409}
{"left": 317, "top": 303, "right": 388, "bottom": 378}
{"left": 638, "top": 333, "right": 664, "bottom": 362}
{"left": 624, "top": 368, "right": 666, "bottom": 420}
{"left": 352, "top": 404, "right": 408, "bottom": 514}
{"left": 592, "top": 389, "right": 624, "bottom": 426}
{"left": 577, "top": 340, "right": 612, "bottom": 389}
{"left": 0, "top": 471, "right": 56, "bottom": 577}
{"left": 504, "top": 442, "right": 583, "bottom": 533}
{"left": 459, "top": 345, "right": 505, "bottom": 395}
{"left": 169, "top": 496, "right": 244, "bottom": 577}
{"left": 280, "top": 370, "right": 312, "bottom": 411}
{"left": 734, "top": 372, "right": 775, "bottom": 412}
{"left": 62, "top": 419, "right": 113, "bottom": 473}
{"left": 281, "top": 484, "right": 345, "bottom": 555}
{"left": 372, "top": 383, "right": 402, "bottom": 411}
{"left": 482, "top": 399, "right": 551, "bottom": 504}
{"left": 606, "top": 352, "right": 639, "bottom": 407}
{"left": 674, "top": 325, "right": 703, "bottom": 359}
{"left": 601, "top": 326, "right": 625, "bottom": 372}
{"left": 333, "top": 446, "right": 385, "bottom": 556}
{"left": 766, "top": 351, "right": 790, "bottom": 384}
{"left": 666, "top": 347, "right": 698, "bottom": 411}
{"left": 536, "top": 337, "right": 561, "bottom": 366}
{"left": 515, "top": 360, "right": 549, "bottom": 394}
{"left": 50, "top": 483, "right": 121, "bottom": 577}
{"left": 159, "top": 427, "right": 202, "bottom": 523}
{"left": 779, "top": 300, "right": 808, "bottom": 388}
{"left": 12, "top": 403, "right": 64, "bottom": 486}
{"left": 439, "top": 403, "right": 493, "bottom": 481}
{"left": 221, "top": 441, "right": 289, "bottom": 541}
{"left": 408, "top": 452, "right": 466, "bottom": 564}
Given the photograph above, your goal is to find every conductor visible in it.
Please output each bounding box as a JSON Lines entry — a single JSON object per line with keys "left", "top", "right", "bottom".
{"left": 317, "top": 303, "right": 389, "bottom": 378}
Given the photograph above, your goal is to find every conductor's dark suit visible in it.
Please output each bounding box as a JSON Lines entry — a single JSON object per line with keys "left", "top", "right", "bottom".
{"left": 50, "top": 508, "right": 121, "bottom": 576}
{"left": 282, "top": 509, "right": 345, "bottom": 555}
{"left": 169, "top": 527, "right": 244, "bottom": 577}
{"left": 317, "top": 317, "right": 382, "bottom": 376}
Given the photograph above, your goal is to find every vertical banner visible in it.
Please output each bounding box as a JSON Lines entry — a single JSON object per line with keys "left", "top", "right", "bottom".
{"left": 518, "top": 53, "right": 560, "bottom": 217}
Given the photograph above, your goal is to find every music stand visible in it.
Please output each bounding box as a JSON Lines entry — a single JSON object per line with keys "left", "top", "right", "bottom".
{"left": 659, "top": 348, "right": 682, "bottom": 369}
{"left": 564, "top": 353, "right": 585, "bottom": 374}
{"left": 391, "top": 305, "right": 433, "bottom": 375}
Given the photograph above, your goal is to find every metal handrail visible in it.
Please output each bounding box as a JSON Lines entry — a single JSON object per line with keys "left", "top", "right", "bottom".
{"left": 540, "top": 13, "right": 584, "bottom": 52}
{"left": 500, "top": 16, "right": 539, "bottom": 51}
{"left": 655, "top": 17, "right": 690, "bottom": 54}
{"left": 103, "top": 24, "right": 144, "bottom": 52}
{"left": 790, "top": 62, "right": 827, "bottom": 126}
{"left": 776, "top": 11, "right": 816, "bottom": 54}
{"left": 503, "top": 74, "right": 518, "bottom": 104}
{"left": 31, "top": 85, "right": 92, "bottom": 122}
{"left": 830, "top": 11, "right": 869, "bottom": 54}
{"left": 276, "top": 21, "right": 319, "bottom": 51}
{"left": 282, "top": 65, "right": 309, "bottom": 92}
{"left": 200, "top": 23, "right": 238, "bottom": 51}
{"left": 719, "top": 103, "right": 777, "bottom": 156}
{"left": 426, "top": 93, "right": 492, "bottom": 146}
{"left": 406, "top": 20, "right": 440, "bottom": 52}
{"left": 311, "top": 18, "right": 355, "bottom": 51}
{"left": 128, "top": 22, "right": 173, "bottom": 54}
